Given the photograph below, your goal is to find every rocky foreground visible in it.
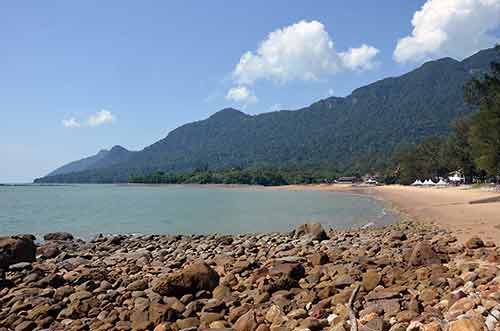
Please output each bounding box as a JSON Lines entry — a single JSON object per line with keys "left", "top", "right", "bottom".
{"left": 1, "top": 221, "right": 499, "bottom": 331}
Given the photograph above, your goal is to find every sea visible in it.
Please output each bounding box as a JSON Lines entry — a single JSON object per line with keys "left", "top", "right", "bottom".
{"left": 0, "top": 184, "right": 398, "bottom": 240}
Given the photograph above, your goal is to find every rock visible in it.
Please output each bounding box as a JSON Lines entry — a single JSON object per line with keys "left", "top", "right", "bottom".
{"left": 294, "top": 223, "right": 328, "bottom": 241}
{"left": 8, "top": 262, "right": 32, "bottom": 271}
{"left": 446, "top": 297, "right": 476, "bottom": 320}
{"left": 149, "top": 303, "right": 177, "bottom": 324}
{"left": 176, "top": 317, "right": 200, "bottom": 329}
{"left": 130, "top": 310, "right": 151, "bottom": 330}
{"left": 200, "top": 312, "right": 224, "bottom": 326}
{"left": 408, "top": 242, "right": 441, "bottom": 266}
{"left": 37, "top": 243, "right": 60, "bottom": 259}
{"left": 14, "top": 321, "right": 37, "bottom": 331}
{"left": 127, "top": 279, "right": 148, "bottom": 291}
{"left": 486, "top": 309, "right": 500, "bottom": 331}
{"left": 362, "top": 270, "right": 381, "bottom": 291}
{"left": 0, "top": 235, "right": 36, "bottom": 269}
{"left": 152, "top": 262, "right": 220, "bottom": 296}
{"left": 449, "top": 319, "right": 484, "bottom": 331}
{"left": 43, "top": 232, "right": 74, "bottom": 241}
{"left": 234, "top": 310, "right": 258, "bottom": 331}
{"left": 389, "top": 231, "right": 407, "bottom": 241}
{"left": 269, "top": 262, "right": 305, "bottom": 279}
{"left": 309, "top": 252, "right": 329, "bottom": 266}
{"left": 464, "top": 237, "right": 484, "bottom": 249}
{"left": 422, "top": 322, "right": 441, "bottom": 331}
{"left": 212, "top": 285, "right": 232, "bottom": 299}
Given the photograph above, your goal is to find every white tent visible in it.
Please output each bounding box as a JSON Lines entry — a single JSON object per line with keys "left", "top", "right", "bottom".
{"left": 423, "top": 179, "right": 436, "bottom": 186}
{"left": 411, "top": 179, "right": 423, "bottom": 186}
{"left": 436, "top": 179, "right": 448, "bottom": 186}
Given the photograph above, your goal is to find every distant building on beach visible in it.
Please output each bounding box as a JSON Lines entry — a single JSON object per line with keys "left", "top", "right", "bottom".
{"left": 448, "top": 170, "right": 465, "bottom": 185}
{"left": 335, "top": 176, "right": 359, "bottom": 184}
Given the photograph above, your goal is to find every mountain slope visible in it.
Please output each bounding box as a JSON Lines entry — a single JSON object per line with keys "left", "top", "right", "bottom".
{"left": 36, "top": 47, "right": 500, "bottom": 183}
{"left": 46, "top": 145, "right": 135, "bottom": 177}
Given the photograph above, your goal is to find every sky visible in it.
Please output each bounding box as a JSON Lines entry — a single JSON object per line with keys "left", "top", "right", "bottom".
{"left": 2, "top": 0, "right": 500, "bottom": 183}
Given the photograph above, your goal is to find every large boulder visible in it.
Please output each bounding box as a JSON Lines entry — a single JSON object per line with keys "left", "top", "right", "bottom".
{"left": 408, "top": 242, "right": 441, "bottom": 266}
{"left": 0, "top": 235, "right": 37, "bottom": 270}
{"left": 37, "top": 242, "right": 60, "bottom": 259}
{"left": 43, "top": 232, "right": 74, "bottom": 241}
{"left": 294, "top": 222, "right": 328, "bottom": 241}
{"left": 152, "top": 262, "right": 220, "bottom": 297}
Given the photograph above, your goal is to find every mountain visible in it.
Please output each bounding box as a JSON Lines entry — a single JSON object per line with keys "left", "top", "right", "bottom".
{"left": 47, "top": 145, "right": 135, "bottom": 177}
{"left": 35, "top": 47, "right": 500, "bottom": 183}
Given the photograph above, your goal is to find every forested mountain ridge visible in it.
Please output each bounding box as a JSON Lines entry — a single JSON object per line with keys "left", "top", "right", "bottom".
{"left": 47, "top": 145, "right": 135, "bottom": 177}
{"left": 35, "top": 47, "right": 500, "bottom": 183}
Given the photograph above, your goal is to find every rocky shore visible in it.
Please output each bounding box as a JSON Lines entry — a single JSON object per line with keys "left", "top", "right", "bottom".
{"left": 1, "top": 221, "right": 499, "bottom": 331}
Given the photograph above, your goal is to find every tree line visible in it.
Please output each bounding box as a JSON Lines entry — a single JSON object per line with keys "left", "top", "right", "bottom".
{"left": 384, "top": 60, "right": 500, "bottom": 185}
{"left": 129, "top": 165, "right": 341, "bottom": 186}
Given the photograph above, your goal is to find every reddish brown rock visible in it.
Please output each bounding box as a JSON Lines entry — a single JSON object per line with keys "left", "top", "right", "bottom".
{"left": 294, "top": 222, "right": 328, "bottom": 241}
{"left": 408, "top": 242, "right": 441, "bottom": 266}
{"left": 449, "top": 319, "right": 483, "bottom": 331}
{"left": 0, "top": 235, "right": 36, "bottom": 269}
{"left": 234, "top": 310, "right": 258, "bottom": 331}
{"left": 464, "top": 237, "right": 485, "bottom": 249}
{"left": 152, "top": 262, "right": 220, "bottom": 296}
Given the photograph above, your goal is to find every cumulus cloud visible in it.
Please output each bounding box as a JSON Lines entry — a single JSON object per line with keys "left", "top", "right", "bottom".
{"left": 225, "top": 86, "right": 258, "bottom": 104}
{"left": 87, "top": 110, "right": 115, "bottom": 127}
{"left": 62, "top": 110, "right": 116, "bottom": 128}
{"left": 340, "top": 44, "right": 380, "bottom": 71}
{"left": 232, "top": 20, "right": 379, "bottom": 86}
{"left": 394, "top": 0, "right": 500, "bottom": 63}
{"left": 62, "top": 118, "right": 81, "bottom": 128}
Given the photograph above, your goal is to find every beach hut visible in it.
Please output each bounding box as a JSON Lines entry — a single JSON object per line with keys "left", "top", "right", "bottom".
{"left": 448, "top": 175, "right": 465, "bottom": 184}
{"left": 411, "top": 179, "right": 423, "bottom": 186}
{"left": 448, "top": 170, "right": 465, "bottom": 185}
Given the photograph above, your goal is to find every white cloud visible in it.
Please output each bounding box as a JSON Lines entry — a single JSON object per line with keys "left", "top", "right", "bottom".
{"left": 62, "top": 118, "right": 81, "bottom": 128}
{"left": 225, "top": 86, "right": 258, "bottom": 103}
{"left": 394, "top": 0, "right": 500, "bottom": 63}
{"left": 87, "top": 110, "right": 115, "bottom": 127}
{"left": 62, "top": 110, "right": 116, "bottom": 128}
{"left": 232, "top": 20, "right": 379, "bottom": 85}
{"left": 340, "top": 44, "right": 380, "bottom": 70}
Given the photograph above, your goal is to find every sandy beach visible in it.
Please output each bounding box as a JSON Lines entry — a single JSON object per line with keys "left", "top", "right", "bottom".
{"left": 372, "top": 185, "right": 500, "bottom": 245}
{"left": 275, "top": 184, "right": 500, "bottom": 245}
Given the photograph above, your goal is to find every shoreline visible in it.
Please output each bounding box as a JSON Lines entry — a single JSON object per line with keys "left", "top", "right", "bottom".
{"left": 269, "top": 183, "right": 500, "bottom": 245}
{"left": 6, "top": 182, "right": 500, "bottom": 245}
{"left": 125, "top": 182, "right": 500, "bottom": 245}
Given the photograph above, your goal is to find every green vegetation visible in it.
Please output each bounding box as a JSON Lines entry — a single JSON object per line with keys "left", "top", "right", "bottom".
{"left": 35, "top": 47, "right": 500, "bottom": 185}
{"left": 128, "top": 165, "right": 339, "bottom": 186}
{"left": 386, "top": 57, "right": 500, "bottom": 185}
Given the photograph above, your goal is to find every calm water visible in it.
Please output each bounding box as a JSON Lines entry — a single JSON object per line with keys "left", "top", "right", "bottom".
{"left": 0, "top": 184, "right": 397, "bottom": 239}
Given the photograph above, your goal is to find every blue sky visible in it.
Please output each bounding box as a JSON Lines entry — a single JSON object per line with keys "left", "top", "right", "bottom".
{"left": 2, "top": 0, "right": 500, "bottom": 182}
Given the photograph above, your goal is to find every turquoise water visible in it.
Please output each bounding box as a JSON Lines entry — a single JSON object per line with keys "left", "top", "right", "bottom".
{"left": 0, "top": 184, "right": 397, "bottom": 239}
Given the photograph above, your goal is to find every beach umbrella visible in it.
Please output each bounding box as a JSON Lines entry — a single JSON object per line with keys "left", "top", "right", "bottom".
{"left": 411, "top": 179, "right": 423, "bottom": 186}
